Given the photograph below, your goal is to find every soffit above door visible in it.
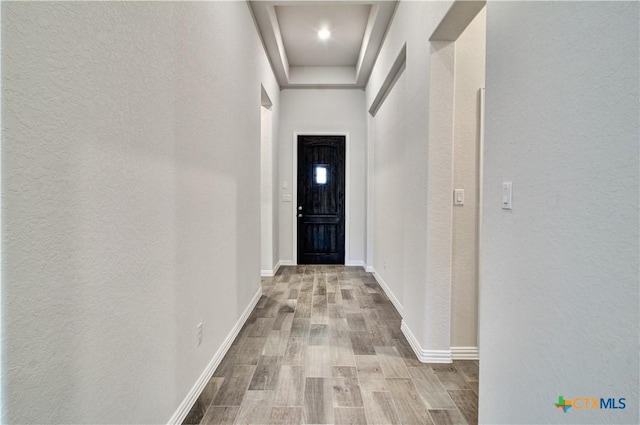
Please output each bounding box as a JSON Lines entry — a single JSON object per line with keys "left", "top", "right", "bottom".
{"left": 248, "top": 1, "right": 398, "bottom": 89}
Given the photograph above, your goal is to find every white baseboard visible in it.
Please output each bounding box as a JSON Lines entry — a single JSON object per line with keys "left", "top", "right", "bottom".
{"left": 261, "top": 261, "right": 282, "bottom": 277}
{"left": 279, "top": 260, "right": 296, "bottom": 266}
{"left": 451, "top": 346, "right": 479, "bottom": 360}
{"left": 167, "top": 287, "right": 263, "bottom": 425}
{"left": 364, "top": 265, "right": 374, "bottom": 273}
{"left": 345, "top": 260, "right": 365, "bottom": 267}
{"left": 401, "top": 320, "right": 453, "bottom": 364}
{"left": 370, "top": 269, "right": 404, "bottom": 317}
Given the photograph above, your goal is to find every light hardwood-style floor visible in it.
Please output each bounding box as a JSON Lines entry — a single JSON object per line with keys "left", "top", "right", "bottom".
{"left": 184, "top": 266, "right": 478, "bottom": 425}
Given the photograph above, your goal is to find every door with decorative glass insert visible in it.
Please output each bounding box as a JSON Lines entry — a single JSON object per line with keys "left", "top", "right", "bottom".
{"left": 297, "top": 135, "right": 345, "bottom": 264}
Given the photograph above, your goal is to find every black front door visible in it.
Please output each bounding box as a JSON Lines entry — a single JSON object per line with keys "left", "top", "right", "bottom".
{"left": 297, "top": 135, "right": 345, "bottom": 264}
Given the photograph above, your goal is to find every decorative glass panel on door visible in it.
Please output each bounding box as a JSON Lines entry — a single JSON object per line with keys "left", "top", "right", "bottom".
{"left": 314, "top": 165, "right": 328, "bottom": 185}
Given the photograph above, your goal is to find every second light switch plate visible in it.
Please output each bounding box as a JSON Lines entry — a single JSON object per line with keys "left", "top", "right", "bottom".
{"left": 454, "top": 189, "right": 464, "bottom": 206}
{"left": 502, "top": 182, "right": 512, "bottom": 210}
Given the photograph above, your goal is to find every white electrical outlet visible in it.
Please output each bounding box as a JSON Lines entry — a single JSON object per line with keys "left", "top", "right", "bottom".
{"left": 196, "top": 322, "right": 203, "bottom": 347}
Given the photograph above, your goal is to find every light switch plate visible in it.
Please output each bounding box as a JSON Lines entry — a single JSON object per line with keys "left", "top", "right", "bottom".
{"left": 454, "top": 189, "right": 464, "bottom": 206}
{"left": 282, "top": 194, "right": 292, "bottom": 202}
{"left": 502, "top": 182, "right": 512, "bottom": 210}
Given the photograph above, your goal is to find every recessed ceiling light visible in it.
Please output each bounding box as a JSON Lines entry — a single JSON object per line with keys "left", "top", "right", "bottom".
{"left": 318, "top": 28, "right": 331, "bottom": 40}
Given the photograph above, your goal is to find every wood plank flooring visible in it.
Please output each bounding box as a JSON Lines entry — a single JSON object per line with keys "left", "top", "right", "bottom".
{"left": 184, "top": 266, "right": 478, "bottom": 425}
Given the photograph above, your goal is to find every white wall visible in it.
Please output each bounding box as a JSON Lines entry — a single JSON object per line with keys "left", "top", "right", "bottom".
{"left": 3, "top": 2, "right": 279, "bottom": 423}
{"left": 480, "top": 2, "right": 639, "bottom": 424}
{"left": 260, "top": 106, "right": 274, "bottom": 273}
{"left": 451, "top": 8, "right": 485, "bottom": 349}
{"left": 366, "top": 1, "right": 455, "bottom": 359}
{"left": 278, "top": 89, "right": 366, "bottom": 266}
{"left": 372, "top": 71, "right": 407, "bottom": 308}
{"left": 271, "top": 107, "right": 280, "bottom": 270}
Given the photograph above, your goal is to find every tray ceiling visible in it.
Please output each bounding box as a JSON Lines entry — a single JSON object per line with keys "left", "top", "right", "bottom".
{"left": 249, "top": 1, "right": 398, "bottom": 89}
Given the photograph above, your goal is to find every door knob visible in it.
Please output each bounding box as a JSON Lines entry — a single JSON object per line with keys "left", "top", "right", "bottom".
{"left": 298, "top": 206, "right": 303, "bottom": 210}
{"left": 298, "top": 213, "right": 303, "bottom": 218}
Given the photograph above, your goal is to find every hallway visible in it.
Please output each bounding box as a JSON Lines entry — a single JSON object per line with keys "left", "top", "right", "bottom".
{"left": 184, "top": 267, "right": 478, "bottom": 425}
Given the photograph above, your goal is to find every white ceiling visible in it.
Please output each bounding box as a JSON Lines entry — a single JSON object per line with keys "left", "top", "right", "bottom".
{"left": 276, "top": 4, "right": 371, "bottom": 67}
{"left": 249, "top": 1, "right": 398, "bottom": 89}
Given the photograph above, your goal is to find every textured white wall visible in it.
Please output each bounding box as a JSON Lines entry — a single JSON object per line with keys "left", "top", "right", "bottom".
{"left": 366, "top": 1, "right": 454, "bottom": 355}
{"left": 271, "top": 107, "right": 280, "bottom": 269}
{"left": 480, "top": 2, "right": 639, "bottom": 423}
{"left": 372, "top": 72, "right": 407, "bottom": 306}
{"left": 261, "top": 106, "right": 274, "bottom": 272}
{"left": 423, "top": 38, "right": 456, "bottom": 355}
{"left": 278, "top": 89, "right": 366, "bottom": 265}
{"left": 3, "top": 2, "right": 279, "bottom": 423}
{"left": 451, "top": 8, "right": 485, "bottom": 349}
